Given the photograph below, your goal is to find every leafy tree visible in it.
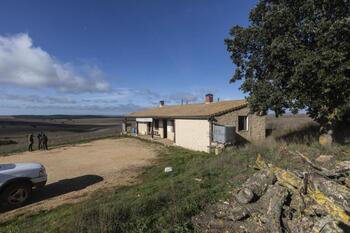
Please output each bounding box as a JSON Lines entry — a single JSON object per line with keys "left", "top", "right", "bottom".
{"left": 225, "top": 0, "right": 350, "bottom": 136}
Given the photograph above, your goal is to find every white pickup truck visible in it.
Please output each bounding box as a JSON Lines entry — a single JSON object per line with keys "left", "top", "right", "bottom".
{"left": 0, "top": 163, "right": 47, "bottom": 207}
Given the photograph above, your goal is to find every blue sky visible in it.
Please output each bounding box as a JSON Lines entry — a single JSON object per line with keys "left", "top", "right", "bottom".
{"left": 0, "top": 0, "right": 257, "bottom": 115}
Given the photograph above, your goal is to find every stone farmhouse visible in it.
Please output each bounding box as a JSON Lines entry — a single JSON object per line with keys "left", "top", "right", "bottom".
{"left": 129, "top": 94, "right": 266, "bottom": 152}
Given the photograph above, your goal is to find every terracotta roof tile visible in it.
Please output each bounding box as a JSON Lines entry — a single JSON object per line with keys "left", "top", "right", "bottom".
{"left": 129, "top": 100, "right": 247, "bottom": 118}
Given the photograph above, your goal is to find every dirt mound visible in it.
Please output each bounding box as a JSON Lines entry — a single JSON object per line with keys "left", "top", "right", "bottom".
{"left": 193, "top": 153, "right": 350, "bottom": 233}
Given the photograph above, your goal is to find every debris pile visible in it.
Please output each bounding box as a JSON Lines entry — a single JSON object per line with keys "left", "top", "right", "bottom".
{"left": 192, "top": 152, "right": 350, "bottom": 233}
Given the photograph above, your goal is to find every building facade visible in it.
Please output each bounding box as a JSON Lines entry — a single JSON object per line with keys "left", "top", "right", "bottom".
{"left": 130, "top": 94, "right": 266, "bottom": 152}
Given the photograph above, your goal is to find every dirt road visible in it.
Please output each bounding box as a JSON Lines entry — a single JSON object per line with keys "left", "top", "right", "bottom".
{"left": 0, "top": 138, "right": 158, "bottom": 221}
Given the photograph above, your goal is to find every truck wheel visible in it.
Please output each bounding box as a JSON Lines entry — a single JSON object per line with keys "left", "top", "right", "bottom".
{"left": 1, "top": 182, "right": 32, "bottom": 207}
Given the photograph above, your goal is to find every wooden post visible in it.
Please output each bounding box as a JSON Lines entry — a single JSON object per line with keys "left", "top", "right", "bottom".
{"left": 173, "top": 120, "right": 176, "bottom": 143}
{"left": 151, "top": 120, "right": 154, "bottom": 138}
{"left": 136, "top": 122, "right": 138, "bottom": 135}
{"left": 208, "top": 118, "right": 214, "bottom": 148}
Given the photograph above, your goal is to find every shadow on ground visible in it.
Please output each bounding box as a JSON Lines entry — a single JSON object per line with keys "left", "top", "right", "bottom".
{"left": 0, "top": 174, "right": 103, "bottom": 213}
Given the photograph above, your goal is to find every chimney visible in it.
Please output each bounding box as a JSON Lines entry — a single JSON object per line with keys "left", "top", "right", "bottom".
{"left": 205, "top": 94, "right": 213, "bottom": 104}
{"left": 159, "top": 100, "right": 165, "bottom": 107}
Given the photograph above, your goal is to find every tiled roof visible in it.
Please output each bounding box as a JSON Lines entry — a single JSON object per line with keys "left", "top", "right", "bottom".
{"left": 129, "top": 100, "right": 247, "bottom": 118}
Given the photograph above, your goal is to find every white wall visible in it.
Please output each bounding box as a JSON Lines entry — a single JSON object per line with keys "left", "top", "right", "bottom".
{"left": 138, "top": 122, "right": 148, "bottom": 135}
{"left": 167, "top": 120, "right": 175, "bottom": 141}
{"left": 158, "top": 120, "right": 164, "bottom": 138}
{"left": 175, "top": 119, "right": 210, "bottom": 152}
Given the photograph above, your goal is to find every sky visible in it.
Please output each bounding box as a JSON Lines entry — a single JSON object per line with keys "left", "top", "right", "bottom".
{"left": 0, "top": 0, "right": 258, "bottom": 115}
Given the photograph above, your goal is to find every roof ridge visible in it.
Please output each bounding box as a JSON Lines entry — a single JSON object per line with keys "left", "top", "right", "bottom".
{"left": 129, "top": 99, "right": 247, "bottom": 118}
{"left": 152, "top": 99, "right": 246, "bottom": 108}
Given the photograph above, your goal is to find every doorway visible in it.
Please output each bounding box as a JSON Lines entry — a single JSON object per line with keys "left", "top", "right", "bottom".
{"left": 147, "top": 122, "right": 152, "bottom": 135}
{"left": 163, "top": 120, "right": 167, "bottom": 138}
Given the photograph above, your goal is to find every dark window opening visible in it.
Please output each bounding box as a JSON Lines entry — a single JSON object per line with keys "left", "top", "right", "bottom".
{"left": 238, "top": 116, "right": 248, "bottom": 131}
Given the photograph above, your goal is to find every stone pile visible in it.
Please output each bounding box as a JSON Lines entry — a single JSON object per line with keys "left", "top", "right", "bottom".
{"left": 193, "top": 153, "right": 350, "bottom": 233}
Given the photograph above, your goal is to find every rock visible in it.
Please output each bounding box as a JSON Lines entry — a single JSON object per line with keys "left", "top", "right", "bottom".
{"left": 319, "top": 134, "right": 333, "bottom": 146}
{"left": 214, "top": 201, "right": 250, "bottom": 222}
{"left": 164, "top": 167, "right": 173, "bottom": 173}
{"left": 227, "top": 210, "right": 249, "bottom": 222}
{"left": 315, "top": 155, "right": 334, "bottom": 163}
{"left": 235, "top": 169, "right": 276, "bottom": 204}
{"left": 285, "top": 213, "right": 316, "bottom": 233}
{"left": 309, "top": 173, "right": 350, "bottom": 213}
{"left": 344, "top": 177, "right": 350, "bottom": 189}
{"left": 250, "top": 185, "right": 289, "bottom": 233}
{"left": 312, "top": 216, "right": 343, "bottom": 233}
{"left": 336, "top": 161, "right": 350, "bottom": 171}
{"left": 236, "top": 187, "right": 254, "bottom": 204}
{"left": 193, "top": 154, "right": 350, "bottom": 233}
{"left": 215, "top": 145, "right": 225, "bottom": 155}
{"left": 289, "top": 190, "right": 306, "bottom": 217}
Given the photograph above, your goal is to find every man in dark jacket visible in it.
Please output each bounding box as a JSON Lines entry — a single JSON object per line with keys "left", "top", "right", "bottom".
{"left": 42, "top": 134, "right": 48, "bottom": 150}
{"left": 28, "top": 133, "right": 34, "bottom": 151}
{"left": 37, "top": 132, "right": 43, "bottom": 150}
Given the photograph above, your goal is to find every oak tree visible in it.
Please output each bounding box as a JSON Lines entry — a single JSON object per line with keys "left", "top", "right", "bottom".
{"left": 225, "top": 0, "right": 350, "bottom": 136}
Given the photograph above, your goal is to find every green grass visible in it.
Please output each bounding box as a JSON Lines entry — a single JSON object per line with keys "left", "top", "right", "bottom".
{"left": 1, "top": 138, "right": 350, "bottom": 233}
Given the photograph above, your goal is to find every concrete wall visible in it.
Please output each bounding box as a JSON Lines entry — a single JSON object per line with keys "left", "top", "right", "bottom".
{"left": 138, "top": 122, "right": 148, "bottom": 135}
{"left": 158, "top": 120, "right": 164, "bottom": 138}
{"left": 167, "top": 120, "right": 175, "bottom": 141}
{"left": 175, "top": 119, "right": 210, "bottom": 152}
{"left": 215, "top": 107, "right": 266, "bottom": 143}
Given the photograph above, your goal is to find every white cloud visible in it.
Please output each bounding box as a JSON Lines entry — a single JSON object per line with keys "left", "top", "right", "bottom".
{"left": 0, "top": 94, "right": 76, "bottom": 104}
{"left": 0, "top": 33, "right": 110, "bottom": 93}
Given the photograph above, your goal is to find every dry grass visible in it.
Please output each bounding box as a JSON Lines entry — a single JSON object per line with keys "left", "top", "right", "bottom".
{"left": 267, "top": 114, "right": 319, "bottom": 144}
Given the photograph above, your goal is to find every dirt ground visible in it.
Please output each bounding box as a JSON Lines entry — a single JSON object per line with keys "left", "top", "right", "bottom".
{"left": 0, "top": 137, "right": 158, "bottom": 221}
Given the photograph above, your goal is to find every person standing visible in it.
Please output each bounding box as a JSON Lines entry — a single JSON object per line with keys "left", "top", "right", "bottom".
{"left": 42, "top": 134, "right": 48, "bottom": 150}
{"left": 37, "top": 132, "right": 42, "bottom": 150}
{"left": 28, "top": 133, "right": 34, "bottom": 151}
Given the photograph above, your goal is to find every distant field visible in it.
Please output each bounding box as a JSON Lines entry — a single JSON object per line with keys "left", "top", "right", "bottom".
{"left": 0, "top": 116, "right": 133, "bottom": 155}
{"left": 267, "top": 114, "right": 319, "bottom": 143}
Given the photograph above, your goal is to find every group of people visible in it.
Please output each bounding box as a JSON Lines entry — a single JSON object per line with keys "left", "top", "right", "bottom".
{"left": 28, "top": 132, "right": 49, "bottom": 152}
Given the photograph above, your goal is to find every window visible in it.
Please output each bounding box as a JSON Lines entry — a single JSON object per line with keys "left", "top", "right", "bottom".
{"left": 238, "top": 116, "right": 248, "bottom": 131}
